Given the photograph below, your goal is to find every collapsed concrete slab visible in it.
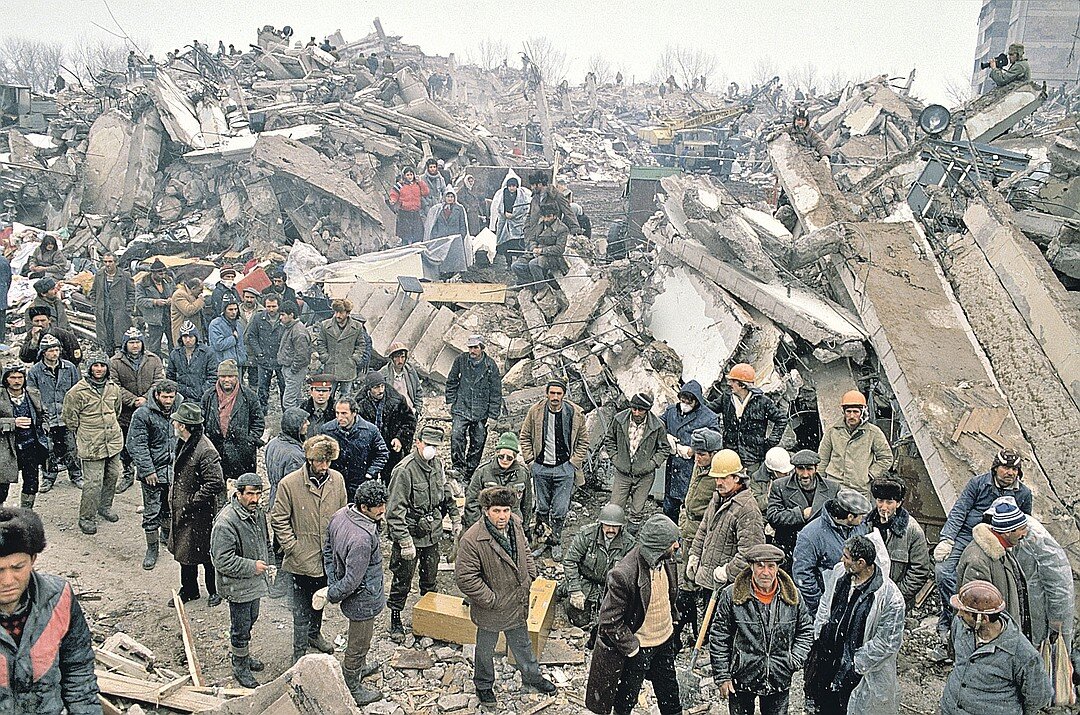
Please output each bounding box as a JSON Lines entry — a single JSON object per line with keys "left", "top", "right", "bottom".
{"left": 767, "top": 134, "right": 857, "bottom": 234}
{"left": 197, "top": 654, "right": 359, "bottom": 714}
{"left": 953, "top": 81, "right": 1047, "bottom": 143}
{"left": 80, "top": 108, "right": 163, "bottom": 216}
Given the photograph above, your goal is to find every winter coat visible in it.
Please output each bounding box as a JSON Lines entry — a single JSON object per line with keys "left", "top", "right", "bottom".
{"left": 264, "top": 410, "right": 307, "bottom": 507}
{"left": 27, "top": 359, "right": 79, "bottom": 429}
{"left": 300, "top": 396, "right": 335, "bottom": 426}
{"left": 357, "top": 388, "right": 415, "bottom": 453}
{"left": 110, "top": 350, "right": 164, "bottom": 430}
{"left": 276, "top": 319, "right": 311, "bottom": 373}
{"left": 690, "top": 487, "right": 765, "bottom": 590}
{"left": 488, "top": 179, "right": 532, "bottom": 246}
{"left": 563, "top": 522, "right": 635, "bottom": 604}
{"left": 62, "top": 376, "right": 123, "bottom": 460}
{"left": 209, "top": 284, "right": 241, "bottom": 323}
{"left": 0, "top": 388, "right": 48, "bottom": 482}
{"left": 0, "top": 572, "right": 99, "bottom": 715}
{"left": 168, "top": 283, "right": 204, "bottom": 344}
{"left": 455, "top": 514, "right": 535, "bottom": 632}
{"left": 207, "top": 316, "right": 248, "bottom": 366}
{"left": 389, "top": 178, "right": 428, "bottom": 213}
{"left": 320, "top": 416, "right": 388, "bottom": 498}
{"left": 419, "top": 171, "right": 446, "bottom": 212}
{"left": 211, "top": 496, "right": 271, "bottom": 603}
{"left": 525, "top": 186, "right": 580, "bottom": 241}
{"left": 941, "top": 613, "right": 1052, "bottom": 715}
{"left": 425, "top": 202, "right": 469, "bottom": 241}
{"left": 817, "top": 420, "right": 893, "bottom": 492}
{"left": 585, "top": 547, "right": 679, "bottom": 714}
{"left": 456, "top": 185, "right": 485, "bottom": 236}
{"left": 602, "top": 409, "right": 671, "bottom": 478}
{"left": 660, "top": 381, "right": 719, "bottom": 502}
{"left": 792, "top": 511, "right": 868, "bottom": 616}
{"left": 168, "top": 433, "right": 225, "bottom": 565}
{"left": 136, "top": 276, "right": 173, "bottom": 327}
{"left": 244, "top": 310, "right": 284, "bottom": 368}
{"left": 866, "top": 507, "right": 932, "bottom": 605}
{"left": 1014, "top": 517, "right": 1074, "bottom": 649}
{"left": 386, "top": 451, "right": 458, "bottom": 548}
{"left": 716, "top": 387, "right": 787, "bottom": 467}
{"left": 765, "top": 474, "right": 842, "bottom": 555}
{"left": 28, "top": 246, "right": 69, "bottom": 280}
{"left": 201, "top": 384, "right": 264, "bottom": 478}
{"left": 323, "top": 506, "right": 386, "bottom": 622}
{"left": 445, "top": 352, "right": 502, "bottom": 422}
{"left": 313, "top": 317, "right": 369, "bottom": 383}
{"left": 20, "top": 327, "right": 81, "bottom": 366}
{"left": 464, "top": 458, "right": 532, "bottom": 528}
{"left": 812, "top": 562, "right": 905, "bottom": 715}
{"left": 30, "top": 294, "right": 69, "bottom": 331}
{"left": 125, "top": 391, "right": 180, "bottom": 484}
{"left": 679, "top": 462, "right": 716, "bottom": 546}
{"left": 270, "top": 465, "right": 347, "bottom": 577}
{"left": 524, "top": 218, "right": 570, "bottom": 275}
{"left": 940, "top": 472, "right": 1033, "bottom": 554}
{"left": 89, "top": 269, "right": 135, "bottom": 347}
{"left": 990, "top": 58, "right": 1031, "bottom": 87}
{"left": 519, "top": 398, "right": 590, "bottom": 480}
{"left": 709, "top": 568, "right": 814, "bottom": 695}
{"left": 379, "top": 361, "right": 423, "bottom": 415}
{"left": 166, "top": 344, "right": 218, "bottom": 401}
{"left": 956, "top": 523, "right": 1028, "bottom": 638}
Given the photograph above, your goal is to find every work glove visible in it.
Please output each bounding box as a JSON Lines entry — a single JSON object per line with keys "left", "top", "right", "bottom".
{"left": 569, "top": 591, "right": 586, "bottom": 611}
{"left": 399, "top": 539, "right": 417, "bottom": 561}
{"left": 686, "top": 555, "right": 699, "bottom": 581}
{"left": 713, "top": 565, "right": 729, "bottom": 585}
{"left": 933, "top": 539, "right": 954, "bottom": 563}
{"left": 311, "top": 586, "right": 328, "bottom": 611}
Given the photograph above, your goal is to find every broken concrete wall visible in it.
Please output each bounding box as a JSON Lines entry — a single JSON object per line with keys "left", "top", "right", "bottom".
{"left": 198, "top": 654, "right": 358, "bottom": 714}
{"left": 80, "top": 107, "right": 163, "bottom": 216}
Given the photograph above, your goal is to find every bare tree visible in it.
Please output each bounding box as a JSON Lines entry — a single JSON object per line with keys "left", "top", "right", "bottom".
{"left": 821, "top": 69, "right": 857, "bottom": 95}
{"left": 942, "top": 75, "right": 973, "bottom": 107}
{"left": 586, "top": 54, "right": 612, "bottom": 85}
{"left": 787, "top": 62, "right": 820, "bottom": 96}
{"left": 469, "top": 38, "right": 509, "bottom": 71}
{"left": 523, "top": 37, "right": 568, "bottom": 84}
{"left": 67, "top": 38, "right": 130, "bottom": 84}
{"left": 750, "top": 57, "right": 779, "bottom": 88}
{"left": 0, "top": 37, "right": 64, "bottom": 93}
{"left": 651, "top": 44, "right": 718, "bottom": 89}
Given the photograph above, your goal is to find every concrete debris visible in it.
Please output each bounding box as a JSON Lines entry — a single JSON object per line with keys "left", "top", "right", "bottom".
{"left": 200, "top": 654, "right": 359, "bottom": 714}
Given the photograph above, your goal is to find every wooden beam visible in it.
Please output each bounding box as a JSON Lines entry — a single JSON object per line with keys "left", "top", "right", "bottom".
{"left": 155, "top": 674, "right": 192, "bottom": 702}
{"left": 98, "top": 695, "right": 123, "bottom": 715}
{"left": 94, "top": 647, "right": 152, "bottom": 679}
{"left": 172, "top": 591, "right": 205, "bottom": 687}
{"left": 95, "top": 671, "right": 224, "bottom": 712}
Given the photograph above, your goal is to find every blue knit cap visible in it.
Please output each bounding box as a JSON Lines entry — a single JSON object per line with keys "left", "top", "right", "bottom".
{"left": 986, "top": 496, "right": 1027, "bottom": 533}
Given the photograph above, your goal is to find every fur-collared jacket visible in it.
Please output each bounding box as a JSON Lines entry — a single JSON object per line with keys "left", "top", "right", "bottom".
{"left": 956, "top": 522, "right": 1029, "bottom": 638}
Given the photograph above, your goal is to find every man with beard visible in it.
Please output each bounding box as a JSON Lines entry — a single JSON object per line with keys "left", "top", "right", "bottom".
{"left": 301, "top": 374, "right": 336, "bottom": 425}
{"left": 562, "top": 503, "right": 635, "bottom": 629}
{"left": 357, "top": 372, "right": 414, "bottom": 483}
{"left": 585, "top": 514, "right": 682, "bottom": 715}
{"left": 817, "top": 390, "right": 893, "bottom": 493}
{"left": 379, "top": 342, "right": 422, "bottom": 416}
{"left": 270, "top": 435, "right": 347, "bottom": 661}
{"left": 20, "top": 306, "right": 81, "bottom": 366}
{"left": 63, "top": 353, "right": 123, "bottom": 535}
{"left": 201, "top": 359, "right": 265, "bottom": 483}
{"left": 463, "top": 432, "right": 532, "bottom": 529}
{"left": 245, "top": 293, "right": 285, "bottom": 408}
{"left": 660, "top": 380, "right": 718, "bottom": 524}
{"left": 89, "top": 251, "right": 135, "bottom": 355}
{"left": 136, "top": 259, "right": 174, "bottom": 356}
{"left": 111, "top": 327, "right": 165, "bottom": 493}
{"left": 28, "top": 334, "right": 82, "bottom": 492}
{"left": 866, "top": 477, "right": 931, "bottom": 609}
{"left": 30, "top": 277, "right": 69, "bottom": 331}
{"left": 766, "top": 449, "right": 841, "bottom": 562}
{"left": 126, "top": 379, "right": 180, "bottom": 570}
{"left": 604, "top": 392, "right": 672, "bottom": 536}
{"left": 208, "top": 298, "right": 248, "bottom": 368}
{"left": 0, "top": 364, "right": 48, "bottom": 510}
{"left": 167, "top": 321, "right": 217, "bottom": 402}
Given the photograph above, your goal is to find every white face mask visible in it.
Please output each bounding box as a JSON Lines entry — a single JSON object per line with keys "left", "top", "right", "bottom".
{"left": 679, "top": 402, "right": 693, "bottom": 414}
{"left": 422, "top": 445, "right": 437, "bottom": 461}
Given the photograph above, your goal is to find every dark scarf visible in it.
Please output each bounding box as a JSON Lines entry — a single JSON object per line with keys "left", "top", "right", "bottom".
{"left": 502, "top": 187, "right": 518, "bottom": 214}
{"left": 816, "top": 566, "right": 882, "bottom": 696}
{"left": 485, "top": 517, "right": 516, "bottom": 562}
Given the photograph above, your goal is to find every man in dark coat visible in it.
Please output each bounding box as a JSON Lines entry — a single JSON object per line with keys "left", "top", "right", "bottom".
{"left": 0, "top": 507, "right": 100, "bottom": 714}
{"left": 456, "top": 486, "right": 555, "bottom": 709}
{"left": 244, "top": 292, "right": 285, "bottom": 408}
{"left": 167, "top": 321, "right": 218, "bottom": 401}
{"left": 513, "top": 205, "right": 569, "bottom": 285}
{"left": 21, "top": 306, "right": 81, "bottom": 366}
{"left": 603, "top": 392, "right": 672, "bottom": 534}
{"left": 766, "top": 449, "right": 842, "bottom": 560}
{"left": 321, "top": 480, "right": 389, "bottom": 706}
{"left": 712, "top": 363, "right": 788, "bottom": 476}
{"left": 135, "top": 259, "right": 174, "bottom": 357}
{"left": 201, "top": 359, "right": 265, "bottom": 482}
{"left": 445, "top": 334, "right": 502, "bottom": 480}
{"left": 0, "top": 364, "right": 48, "bottom": 509}
{"left": 168, "top": 402, "right": 225, "bottom": 606}
{"left": 524, "top": 171, "right": 580, "bottom": 240}
{"left": 660, "top": 380, "right": 718, "bottom": 524}
{"left": 28, "top": 334, "right": 82, "bottom": 492}
{"left": 709, "top": 543, "right": 814, "bottom": 715}
{"left": 89, "top": 252, "right": 135, "bottom": 355}
{"left": 563, "top": 503, "right": 635, "bottom": 628}
{"left": 867, "top": 477, "right": 931, "bottom": 609}
{"left": 111, "top": 327, "right": 165, "bottom": 493}
{"left": 585, "top": 514, "right": 682, "bottom": 715}
{"left": 0, "top": 244, "right": 11, "bottom": 345}
{"left": 30, "top": 277, "right": 69, "bottom": 331}
{"left": 320, "top": 396, "right": 388, "bottom": 498}
{"left": 356, "top": 371, "right": 415, "bottom": 482}
{"left": 126, "top": 379, "right": 179, "bottom": 570}
{"left": 300, "top": 374, "right": 336, "bottom": 425}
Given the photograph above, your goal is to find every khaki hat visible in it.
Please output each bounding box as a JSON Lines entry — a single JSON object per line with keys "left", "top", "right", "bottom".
{"left": 418, "top": 424, "right": 445, "bottom": 446}
{"left": 173, "top": 402, "right": 204, "bottom": 426}
{"left": 1008, "top": 43, "right": 1024, "bottom": 57}
{"left": 217, "top": 359, "right": 240, "bottom": 377}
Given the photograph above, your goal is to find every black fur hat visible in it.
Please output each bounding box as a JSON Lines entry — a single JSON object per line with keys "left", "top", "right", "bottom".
{"left": 0, "top": 508, "right": 46, "bottom": 557}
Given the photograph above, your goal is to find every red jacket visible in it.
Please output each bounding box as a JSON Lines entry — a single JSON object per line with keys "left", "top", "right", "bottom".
{"left": 390, "top": 179, "right": 429, "bottom": 213}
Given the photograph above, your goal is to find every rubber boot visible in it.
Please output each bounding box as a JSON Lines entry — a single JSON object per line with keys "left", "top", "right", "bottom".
{"left": 550, "top": 519, "right": 565, "bottom": 561}
{"left": 142, "top": 531, "right": 159, "bottom": 570}
{"left": 159, "top": 523, "right": 170, "bottom": 545}
{"left": 231, "top": 654, "right": 259, "bottom": 688}
{"left": 359, "top": 658, "right": 380, "bottom": 679}
{"left": 116, "top": 463, "right": 135, "bottom": 494}
{"left": 389, "top": 610, "right": 404, "bottom": 635}
{"left": 19, "top": 493, "right": 34, "bottom": 511}
{"left": 248, "top": 655, "right": 265, "bottom": 672}
{"left": 343, "top": 666, "right": 382, "bottom": 706}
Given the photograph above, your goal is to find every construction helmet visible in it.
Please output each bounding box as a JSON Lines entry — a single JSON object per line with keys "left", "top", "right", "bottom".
{"left": 709, "top": 449, "right": 743, "bottom": 478}
{"left": 597, "top": 503, "right": 627, "bottom": 527}
{"left": 793, "top": 106, "right": 809, "bottom": 123}
{"left": 949, "top": 579, "right": 1006, "bottom": 616}
{"left": 764, "top": 447, "right": 793, "bottom": 474}
{"left": 727, "top": 363, "right": 756, "bottom": 384}
{"left": 840, "top": 390, "right": 867, "bottom": 408}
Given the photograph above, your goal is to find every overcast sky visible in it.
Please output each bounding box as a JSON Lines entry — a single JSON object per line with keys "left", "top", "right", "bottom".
{"left": 6, "top": 0, "right": 981, "bottom": 104}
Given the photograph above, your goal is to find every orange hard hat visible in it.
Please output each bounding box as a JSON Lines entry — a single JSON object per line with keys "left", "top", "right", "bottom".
{"left": 840, "top": 390, "right": 867, "bottom": 407}
{"left": 727, "top": 363, "right": 756, "bottom": 384}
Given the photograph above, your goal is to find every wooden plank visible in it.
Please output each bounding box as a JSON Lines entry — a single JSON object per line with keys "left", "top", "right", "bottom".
{"left": 99, "top": 695, "right": 123, "bottom": 715}
{"left": 156, "top": 674, "right": 192, "bottom": 701}
{"left": 420, "top": 282, "right": 508, "bottom": 304}
{"left": 95, "top": 647, "right": 152, "bottom": 679}
{"left": 173, "top": 590, "right": 205, "bottom": 687}
{"left": 95, "top": 671, "right": 224, "bottom": 712}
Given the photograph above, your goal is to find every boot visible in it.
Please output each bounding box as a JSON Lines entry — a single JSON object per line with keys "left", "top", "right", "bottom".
{"left": 39, "top": 478, "right": 54, "bottom": 494}
{"left": 19, "top": 493, "right": 34, "bottom": 510}
{"left": 98, "top": 508, "right": 119, "bottom": 523}
{"left": 343, "top": 666, "right": 382, "bottom": 706}
{"left": 115, "top": 464, "right": 135, "bottom": 494}
{"left": 231, "top": 654, "right": 259, "bottom": 688}
{"left": 142, "top": 531, "right": 159, "bottom": 570}
{"left": 248, "top": 655, "right": 265, "bottom": 672}
{"left": 389, "top": 610, "right": 404, "bottom": 635}
{"left": 308, "top": 634, "right": 334, "bottom": 654}
{"left": 159, "top": 524, "right": 170, "bottom": 545}
{"left": 79, "top": 517, "right": 97, "bottom": 535}
{"left": 359, "top": 658, "right": 381, "bottom": 679}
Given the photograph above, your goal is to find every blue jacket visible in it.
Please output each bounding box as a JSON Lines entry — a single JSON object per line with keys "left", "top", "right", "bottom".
{"left": 940, "top": 471, "right": 1033, "bottom": 549}
{"left": 321, "top": 417, "right": 389, "bottom": 498}
{"left": 166, "top": 343, "right": 218, "bottom": 401}
{"left": 207, "top": 316, "right": 248, "bottom": 366}
{"left": 0, "top": 572, "right": 99, "bottom": 715}
{"left": 323, "top": 505, "right": 387, "bottom": 621}
{"left": 27, "top": 358, "right": 80, "bottom": 429}
{"left": 791, "top": 510, "right": 868, "bottom": 616}
{"left": 661, "top": 380, "right": 719, "bottom": 501}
